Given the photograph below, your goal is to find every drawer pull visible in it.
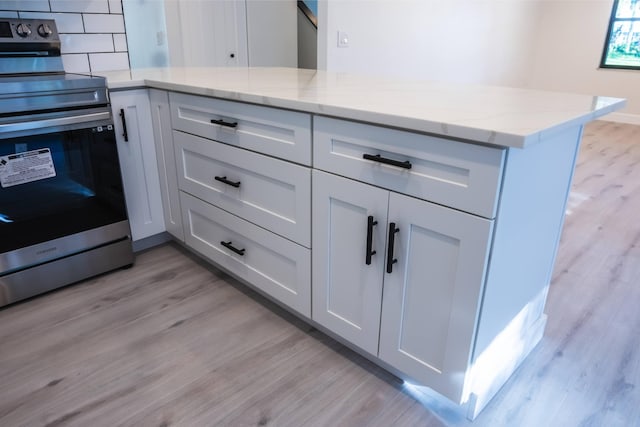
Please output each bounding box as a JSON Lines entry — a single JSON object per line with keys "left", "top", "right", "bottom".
{"left": 365, "top": 215, "right": 378, "bottom": 265}
{"left": 210, "top": 118, "right": 238, "bottom": 128}
{"left": 363, "top": 153, "right": 412, "bottom": 170}
{"left": 214, "top": 175, "right": 241, "bottom": 188}
{"left": 386, "top": 223, "right": 399, "bottom": 274}
{"left": 221, "top": 241, "right": 246, "bottom": 256}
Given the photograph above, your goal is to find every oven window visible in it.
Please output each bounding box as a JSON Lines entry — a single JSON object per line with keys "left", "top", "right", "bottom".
{"left": 0, "top": 126, "right": 127, "bottom": 253}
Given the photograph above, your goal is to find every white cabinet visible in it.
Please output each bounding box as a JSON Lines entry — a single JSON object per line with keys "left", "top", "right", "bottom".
{"left": 165, "top": 92, "right": 312, "bottom": 316}
{"left": 312, "top": 170, "right": 493, "bottom": 403}
{"left": 111, "top": 89, "right": 165, "bottom": 242}
{"left": 149, "top": 89, "right": 183, "bottom": 241}
{"left": 109, "top": 83, "right": 585, "bottom": 418}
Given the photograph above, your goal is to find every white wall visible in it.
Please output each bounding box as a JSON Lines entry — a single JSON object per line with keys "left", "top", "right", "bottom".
{"left": 526, "top": 1, "right": 640, "bottom": 123}
{"left": 319, "top": 0, "right": 541, "bottom": 87}
{"left": 319, "top": 0, "right": 639, "bottom": 123}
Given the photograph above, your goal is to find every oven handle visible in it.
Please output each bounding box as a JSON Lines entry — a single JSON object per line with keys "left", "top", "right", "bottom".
{"left": 0, "top": 111, "right": 112, "bottom": 134}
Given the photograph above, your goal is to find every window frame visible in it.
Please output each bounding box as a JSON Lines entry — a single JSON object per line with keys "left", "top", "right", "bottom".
{"left": 600, "top": 0, "right": 640, "bottom": 70}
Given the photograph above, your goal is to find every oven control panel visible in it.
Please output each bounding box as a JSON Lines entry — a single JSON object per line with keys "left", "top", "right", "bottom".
{"left": 0, "top": 18, "right": 59, "bottom": 42}
{"left": 0, "top": 18, "right": 60, "bottom": 57}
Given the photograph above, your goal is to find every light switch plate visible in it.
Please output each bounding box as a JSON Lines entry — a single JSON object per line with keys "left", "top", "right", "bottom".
{"left": 337, "top": 31, "right": 349, "bottom": 48}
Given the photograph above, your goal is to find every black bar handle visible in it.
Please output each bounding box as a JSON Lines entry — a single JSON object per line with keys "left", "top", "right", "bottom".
{"left": 221, "top": 241, "right": 245, "bottom": 256}
{"left": 211, "top": 118, "right": 238, "bottom": 128}
{"left": 363, "top": 153, "right": 412, "bottom": 170}
{"left": 214, "top": 175, "right": 241, "bottom": 188}
{"left": 119, "top": 108, "right": 129, "bottom": 142}
{"left": 386, "top": 222, "right": 399, "bottom": 274}
{"left": 365, "top": 215, "right": 378, "bottom": 265}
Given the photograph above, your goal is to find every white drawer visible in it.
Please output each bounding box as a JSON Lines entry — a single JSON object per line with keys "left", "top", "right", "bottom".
{"left": 174, "top": 131, "right": 311, "bottom": 247}
{"left": 170, "top": 92, "right": 312, "bottom": 165}
{"left": 181, "top": 192, "right": 311, "bottom": 317}
{"left": 314, "top": 117, "right": 505, "bottom": 218}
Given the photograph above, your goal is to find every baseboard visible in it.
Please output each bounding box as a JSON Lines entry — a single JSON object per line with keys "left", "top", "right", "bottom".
{"left": 132, "top": 232, "right": 172, "bottom": 252}
{"left": 601, "top": 111, "right": 640, "bottom": 125}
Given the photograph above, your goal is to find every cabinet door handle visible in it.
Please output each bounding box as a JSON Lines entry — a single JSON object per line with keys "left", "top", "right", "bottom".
{"left": 386, "top": 222, "right": 399, "bottom": 274}
{"left": 365, "top": 215, "right": 378, "bottom": 265}
{"left": 119, "top": 108, "right": 129, "bottom": 142}
{"left": 363, "top": 153, "right": 412, "bottom": 170}
{"left": 214, "top": 175, "right": 241, "bottom": 188}
{"left": 211, "top": 118, "right": 238, "bottom": 128}
{"left": 221, "top": 241, "right": 245, "bottom": 256}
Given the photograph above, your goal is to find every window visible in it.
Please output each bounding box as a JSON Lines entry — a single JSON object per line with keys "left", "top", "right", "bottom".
{"left": 601, "top": 0, "right": 640, "bottom": 69}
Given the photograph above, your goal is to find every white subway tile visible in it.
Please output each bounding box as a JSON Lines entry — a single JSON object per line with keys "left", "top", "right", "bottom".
{"left": 113, "top": 33, "right": 128, "bottom": 52}
{"left": 18, "top": 12, "right": 84, "bottom": 33}
{"left": 62, "top": 54, "right": 90, "bottom": 73}
{"left": 60, "top": 33, "right": 113, "bottom": 54}
{"left": 0, "top": 1, "right": 49, "bottom": 12}
{"left": 89, "top": 52, "right": 129, "bottom": 72}
{"left": 50, "top": 0, "right": 108, "bottom": 14}
{"left": 0, "top": 11, "right": 19, "bottom": 18}
{"left": 83, "top": 13, "right": 124, "bottom": 33}
{"left": 108, "top": 0, "right": 122, "bottom": 14}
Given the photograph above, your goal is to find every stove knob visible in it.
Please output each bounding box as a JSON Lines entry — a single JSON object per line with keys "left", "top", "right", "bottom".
{"left": 38, "top": 23, "right": 53, "bottom": 38}
{"left": 16, "top": 23, "right": 32, "bottom": 38}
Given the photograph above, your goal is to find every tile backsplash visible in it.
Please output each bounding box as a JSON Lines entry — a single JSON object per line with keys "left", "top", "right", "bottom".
{"left": 0, "top": 0, "right": 129, "bottom": 73}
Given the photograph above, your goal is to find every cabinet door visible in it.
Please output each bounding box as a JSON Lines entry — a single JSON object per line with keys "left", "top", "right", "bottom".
{"left": 111, "top": 89, "right": 165, "bottom": 242}
{"left": 379, "top": 192, "right": 493, "bottom": 403}
{"left": 149, "top": 89, "right": 183, "bottom": 241}
{"left": 312, "top": 171, "right": 388, "bottom": 355}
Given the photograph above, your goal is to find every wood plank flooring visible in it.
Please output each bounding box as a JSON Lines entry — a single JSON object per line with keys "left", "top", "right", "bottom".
{"left": 1, "top": 120, "right": 639, "bottom": 426}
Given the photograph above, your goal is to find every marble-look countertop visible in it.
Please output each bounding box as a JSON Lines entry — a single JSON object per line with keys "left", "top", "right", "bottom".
{"left": 97, "top": 67, "right": 626, "bottom": 148}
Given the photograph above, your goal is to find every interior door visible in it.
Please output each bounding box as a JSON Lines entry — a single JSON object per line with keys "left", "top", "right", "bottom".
{"left": 164, "top": 0, "right": 248, "bottom": 67}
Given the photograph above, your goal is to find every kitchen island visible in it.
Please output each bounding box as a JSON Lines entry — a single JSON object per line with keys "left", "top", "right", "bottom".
{"left": 99, "top": 67, "right": 625, "bottom": 419}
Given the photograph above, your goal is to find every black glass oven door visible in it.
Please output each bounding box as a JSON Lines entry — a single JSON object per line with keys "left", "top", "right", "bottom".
{"left": 0, "top": 124, "right": 127, "bottom": 254}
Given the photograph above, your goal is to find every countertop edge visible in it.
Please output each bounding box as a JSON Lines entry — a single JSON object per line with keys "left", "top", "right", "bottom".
{"left": 102, "top": 73, "right": 627, "bottom": 150}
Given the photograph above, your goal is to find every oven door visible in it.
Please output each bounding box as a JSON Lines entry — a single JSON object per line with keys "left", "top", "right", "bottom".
{"left": 0, "top": 110, "right": 130, "bottom": 275}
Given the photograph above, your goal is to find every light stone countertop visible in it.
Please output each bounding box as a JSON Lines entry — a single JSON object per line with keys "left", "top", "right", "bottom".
{"left": 96, "top": 67, "right": 626, "bottom": 149}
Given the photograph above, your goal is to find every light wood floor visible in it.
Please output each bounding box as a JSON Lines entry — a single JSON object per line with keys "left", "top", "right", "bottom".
{"left": 1, "top": 121, "right": 639, "bottom": 427}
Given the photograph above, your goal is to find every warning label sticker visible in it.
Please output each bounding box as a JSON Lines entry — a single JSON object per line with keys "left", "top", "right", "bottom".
{"left": 0, "top": 148, "right": 56, "bottom": 188}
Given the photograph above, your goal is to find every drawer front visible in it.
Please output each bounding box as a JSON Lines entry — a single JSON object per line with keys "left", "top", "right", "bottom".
{"left": 170, "top": 92, "right": 312, "bottom": 165}
{"left": 314, "top": 117, "right": 505, "bottom": 218}
{"left": 181, "top": 192, "right": 311, "bottom": 317}
{"left": 175, "top": 131, "right": 311, "bottom": 247}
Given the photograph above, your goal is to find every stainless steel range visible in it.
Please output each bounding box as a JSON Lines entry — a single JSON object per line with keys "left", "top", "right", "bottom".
{"left": 0, "top": 18, "right": 133, "bottom": 307}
